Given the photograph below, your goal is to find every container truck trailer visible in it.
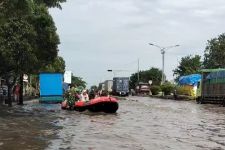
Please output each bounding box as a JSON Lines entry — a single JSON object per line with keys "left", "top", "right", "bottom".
{"left": 112, "top": 77, "right": 129, "bottom": 96}
{"left": 39, "top": 73, "right": 63, "bottom": 103}
{"left": 196, "top": 69, "right": 225, "bottom": 105}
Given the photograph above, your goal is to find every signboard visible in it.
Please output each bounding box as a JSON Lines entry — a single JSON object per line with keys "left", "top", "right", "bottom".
{"left": 64, "top": 71, "right": 72, "bottom": 84}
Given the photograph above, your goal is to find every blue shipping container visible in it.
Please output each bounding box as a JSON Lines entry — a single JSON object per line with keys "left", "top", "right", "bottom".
{"left": 40, "top": 73, "right": 63, "bottom": 96}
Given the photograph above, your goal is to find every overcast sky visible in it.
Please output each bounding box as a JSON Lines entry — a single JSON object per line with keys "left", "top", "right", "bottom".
{"left": 49, "top": 0, "right": 225, "bottom": 87}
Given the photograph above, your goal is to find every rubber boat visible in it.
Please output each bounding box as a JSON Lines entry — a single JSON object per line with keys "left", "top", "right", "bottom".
{"left": 61, "top": 96, "right": 119, "bottom": 113}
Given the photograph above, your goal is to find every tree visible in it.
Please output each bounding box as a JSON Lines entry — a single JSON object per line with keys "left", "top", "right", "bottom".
{"left": 203, "top": 33, "right": 225, "bottom": 68}
{"left": 90, "top": 85, "right": 98, "bottom": 91}
{"left": 130, "top": 67, "right": 162, "bottom": 89}
{"left": 42, "top": 56, "right": 66, "bottom": 73}
{"left": 0, "top": 0, "right": 65, "bottom": 106}
{"left": 31, "top": 4, "right": 60, "bottom": 69}
{"left": 0, "top": 18, "right": 37, "bottom": 106}
{"left": 0, "top": 0, "right": 66, "bottom": 23}
{"left": 173, "top": 55, "right": 202, "bottom": 81}
{"left": 0, "top": 0, "right": 33, "bottom": 23}
{"left": 34, "top": 0, "right": 66, "bottom": 9}
{"left": 71, "top": 75, "right": 87, "bottom": 88}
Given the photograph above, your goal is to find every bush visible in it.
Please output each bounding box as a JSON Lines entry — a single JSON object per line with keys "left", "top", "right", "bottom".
{"left": 160, "top": 82, "right": 175, "bottom": 95}
{"left": 150, "top": 85, "right": 161, "bottom": 95}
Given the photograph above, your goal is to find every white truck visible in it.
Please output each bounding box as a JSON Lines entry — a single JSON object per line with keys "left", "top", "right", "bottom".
{"left": 104, "top": 80, "right": 113, "bottom": 93}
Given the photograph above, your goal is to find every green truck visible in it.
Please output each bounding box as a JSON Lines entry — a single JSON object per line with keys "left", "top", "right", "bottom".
{"left": 196, "top": 69, "right": 225, "bottom": 105}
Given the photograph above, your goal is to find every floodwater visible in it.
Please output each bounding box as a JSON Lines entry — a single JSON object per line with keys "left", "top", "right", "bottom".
{"left": 1, "top": 97, "right": 225, "bottom": 150}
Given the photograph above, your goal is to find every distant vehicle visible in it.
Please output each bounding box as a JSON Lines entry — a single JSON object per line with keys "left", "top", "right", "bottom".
{"left": 196, "top": 69, "right": 225, "bottom": 105}
{"left": 98, "top": 82, "right": 105, "bottom": 91}
{"left": 135, "top": 82, "right": 151, "bottom": 95}
{"left": 104, "top": 80, "right": 113, "bottom": 94}
{"left": 112, "top": 77, "right": 129, "bottom": 96}
{"left": 39, "top": 73, "right": 63, "bottom": 103}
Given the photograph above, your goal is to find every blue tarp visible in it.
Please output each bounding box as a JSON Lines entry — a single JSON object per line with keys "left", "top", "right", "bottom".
{"left": 178, "top": 74, "right": 201, "bottom": 86}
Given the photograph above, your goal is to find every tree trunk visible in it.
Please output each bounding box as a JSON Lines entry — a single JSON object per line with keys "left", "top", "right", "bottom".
{"left": 7, "top": 85, "right": 12, "bottom": 107}
{"left": 18, "top": 74, "right": 23, "bottom": 105}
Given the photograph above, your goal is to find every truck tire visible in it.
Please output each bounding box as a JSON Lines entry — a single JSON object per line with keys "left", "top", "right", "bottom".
{"left": 222, "top": 98, "right": 225, "bottom": 107}
{"left": 199, "top": 98, "right": 205, "bottom": 104}
{"left": 196, "top": 97, "right": 204, "bottom": 104}
{"left": 196, "top": 97, "right": 201, "bottom": 104}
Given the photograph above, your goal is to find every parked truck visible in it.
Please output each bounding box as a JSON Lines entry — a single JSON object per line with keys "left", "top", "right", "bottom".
{"left": 112, "top": 77, "right": 129, "bottom": 96}
{"left": 39, "top": 73, "right": 63, "bottom": 103}
{"left": 196, "top": 69, "right": 225, "bottom": 105}
{"left": 135, "top": 82, "right": 151, "bottom": 96}
{"left": 98, "top": 82, "right": 105, "bottom": 91}
{"left": 104, "top": 80, "right": 113, "bottom": 94}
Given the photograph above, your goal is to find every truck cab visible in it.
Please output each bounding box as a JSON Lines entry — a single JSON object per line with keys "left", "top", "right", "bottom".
{"left": 135, "top": 82, "right": 150, "bottom": 95}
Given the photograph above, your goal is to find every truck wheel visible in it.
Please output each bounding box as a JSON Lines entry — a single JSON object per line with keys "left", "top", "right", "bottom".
{"left": 196, "top": 97, "right": 200, "bottom": 104}
{"left": 196, "top": 97, "right": 204, "bottom": 104}
{"left": 199, "top": 98, "right": 205, "bottom": 104}
{"left": 222, "top": 99, "right": 225, "bottom": 107}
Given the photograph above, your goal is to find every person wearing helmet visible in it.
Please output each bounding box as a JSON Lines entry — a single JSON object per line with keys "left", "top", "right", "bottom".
{"left": 80, "top": 89, "right": 89, "bottom": 102}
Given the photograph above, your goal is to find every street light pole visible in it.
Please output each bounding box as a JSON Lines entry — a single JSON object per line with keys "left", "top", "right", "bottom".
{"left": 148, "top": 43, "right": 179, "bottom": 84}
{"left": 161, "top": 49, "right": 165, "bottom": 84}
{"left": 138, "top": 58, "right": 140, "bottom": 84}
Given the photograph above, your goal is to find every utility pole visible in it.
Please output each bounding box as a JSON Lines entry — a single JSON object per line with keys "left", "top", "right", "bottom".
{"left": 137, "top": 58, "right": 140, "bottom": 84}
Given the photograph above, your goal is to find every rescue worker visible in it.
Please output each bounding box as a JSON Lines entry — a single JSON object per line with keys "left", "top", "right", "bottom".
{"left": 80, "top": 89, "right": 89, "bottom": 102}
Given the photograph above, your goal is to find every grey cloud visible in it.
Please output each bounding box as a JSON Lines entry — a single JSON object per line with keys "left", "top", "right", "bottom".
{"left": 51, "top": 0, "right": 225, "bottom": 86}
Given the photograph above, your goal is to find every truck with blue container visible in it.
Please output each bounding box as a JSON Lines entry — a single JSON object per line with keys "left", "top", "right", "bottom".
{"left": 112, "top": 77, "right": 129, "bottom": 96}
{"left": 196, "top": 69, "right": 225, "bottom": 105}
{"left": 39, "top": 73, "right": 64, "bottom": 103}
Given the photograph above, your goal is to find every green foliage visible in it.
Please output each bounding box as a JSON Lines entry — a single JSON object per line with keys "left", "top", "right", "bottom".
{"left": 0, "top": 0, "right": 66, "bottom": 106}
{"left": 173, "top": 55, "right": 202, "bottom": 81}
{"left": 31, "top": 4, "right": 60, "bottom": 68}
{"left": 67, "top": 94, "right": 76, "bottom": 107}
{"left": 160, "top": 82, "right": 175, "bottom": 95}
{"left": 0, "top": 0, "right": 34, "bottom": 23}
{"left": 41, "top": 56, "right": 65, "bottom": 73}
{"left": 90, "top": 85, "right": 98, "bottom": 91}
{"left": 64, "top": 87, "right": 80, "bottom": 108}
{"left": 34, "top": 0, "right": 66, "bottom": 9}
{"left": 150, "top": 85, "right": 161, "bottom": 95}
{"left": 203, "top": 33, "right": 225, "bottom": 69}
{"left": 0, "top": 1, "right": 61, "bottom": 76}
{"left": 0, "top": 18, "right": 37, "bottom": 75}
{"left": 71, "top": 75, "right": 87, "bottom": 88}
{"left": 130, "top": 67, "right": 163, "bottom": 89}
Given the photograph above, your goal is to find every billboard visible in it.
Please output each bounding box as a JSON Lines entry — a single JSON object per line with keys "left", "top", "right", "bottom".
{"left": 64, "top": 71, "right": 72, "bottom": 84}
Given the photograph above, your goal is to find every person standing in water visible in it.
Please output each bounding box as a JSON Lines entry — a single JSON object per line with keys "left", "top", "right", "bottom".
{"left": 13, "top": 84, "right": 20, "bottom": 104}
{"left": 80, "top": 90, "right": 89, "bottom": 102}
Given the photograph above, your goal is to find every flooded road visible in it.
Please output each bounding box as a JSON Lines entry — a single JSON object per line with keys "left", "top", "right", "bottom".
{"left": 1, "top": 96, "right": 225, "bottom": 150}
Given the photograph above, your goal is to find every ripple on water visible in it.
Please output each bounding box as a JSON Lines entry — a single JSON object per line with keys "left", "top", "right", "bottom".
{"left": 1, "top": 97, "right": 225, "bottom": 150}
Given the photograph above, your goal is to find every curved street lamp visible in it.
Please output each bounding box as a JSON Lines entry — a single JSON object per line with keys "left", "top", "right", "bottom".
{"left": 148, "top": 43, "right": 180, "bottom": 84}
